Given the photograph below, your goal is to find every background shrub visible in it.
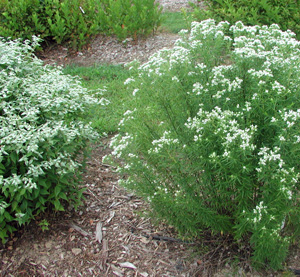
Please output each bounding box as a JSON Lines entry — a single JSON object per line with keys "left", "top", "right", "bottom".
{"left": 107, "top": 20, "right": 300, "bottom": 269}
{"left": 104, "top": 0, "right": 162, "bottom": 41}
{"left": 0, "top": 37, "right": 105, "bottom": 242}
{"left": 0, "top": 0, "right": 162, "bottom": 49}
{"left": 191, "top": 0, "right": 300, "bottom": 39}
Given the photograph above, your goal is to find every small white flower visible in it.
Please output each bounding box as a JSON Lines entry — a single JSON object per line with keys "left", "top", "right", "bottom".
{"left": 124, "top": 78, "right": 135, "bottom": 85}
{"left": 132, "top": 89, "right": 139, "bottom": 96}
{"left": 172, "top": 76, "right": 180, "bottom": 82}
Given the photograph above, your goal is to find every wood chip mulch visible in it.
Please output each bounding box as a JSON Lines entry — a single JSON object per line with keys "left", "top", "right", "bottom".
{"left": 0, "top": 138, "right": 202, "bottom": 276}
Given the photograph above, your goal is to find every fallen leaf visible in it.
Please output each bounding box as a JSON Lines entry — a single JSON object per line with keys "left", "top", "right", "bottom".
{"left": 95, "top": 221, "right": 103, "bottom": 243}
{"left": 112, "top": 271, "right": 123, "bottom": 277}
{"left": 119, "top": 262, "right": 137, "bottom": 270}
{"left": 140, "top": 237, "right": 149, "bottom": 244}
{"left": 72, "top": 248, "right": 82, "bottom": 255}
{"left": 106, "top": 211, "right": 115, "bottom": 223}
{"left": 100, "top": 239, "right": 109, "bottom": 270}
{"left": 69, "top": 223, "right": 90, "bottom": 237}
{"left": 45, "top": 241, "right": 52, "bottom": 249}
{"left": 110, "top": 264, "right": 123, "bottom": 276}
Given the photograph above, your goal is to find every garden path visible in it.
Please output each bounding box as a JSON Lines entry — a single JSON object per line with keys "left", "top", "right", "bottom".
{"left": 40, "top": 1, "right": 200, "bottom": 67}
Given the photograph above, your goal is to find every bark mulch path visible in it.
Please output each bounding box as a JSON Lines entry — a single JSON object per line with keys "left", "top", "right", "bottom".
{"left": 0, "top": 140, "right": 201, "bottom": 276}
{"left": 2, "top": 139, "right": 298, "bottom": 276}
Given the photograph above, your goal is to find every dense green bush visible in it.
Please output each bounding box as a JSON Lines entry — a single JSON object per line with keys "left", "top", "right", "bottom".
{"left": 0, "top": 37, "right": 105, "bottom": 242}
{"left": 104, "top": 0, "right": 162, "bottom": 41}
{"left": 0, "top": 0, "right": 162, "bottom": 49}
{"left": 106, "top": 20, "right": 300, "bottom": 269}
{"left": 191, "top": 0, "right": 300, "bottom": 38}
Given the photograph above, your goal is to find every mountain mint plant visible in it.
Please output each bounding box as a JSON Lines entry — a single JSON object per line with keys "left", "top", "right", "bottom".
{"left": 0, "top": 37, "right": 104, "bottom": 242}
{"left": 106, "top": 20, "right": 300, "bottom": 269}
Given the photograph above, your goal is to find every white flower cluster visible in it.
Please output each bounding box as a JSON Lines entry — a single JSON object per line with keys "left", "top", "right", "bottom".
{"left": 189, "top": 19, "right": 231, "bottom": 42}
{"left": 256, "top": 146, "right": 296, "bottom": 201}
{"left": 118, "top": 109, "right": 136, "bottom": 128}
{"left": 110, "top": 133, "right": 134, "bottom": 158}
{"left": 210, "top": 66, "right": 243, "bottom": 99}
{"left": 257, "top": 146, "right": 283, "bottom": 168}
{"left": 280, "top": 109, "right": 300, "bottom": 128}
{"left": 0, "top": 37, "right": 100, "bottom": 196}
{"left": 124, "top": 77, "right": 135, "bottom": 85}
{"left": 148, "top": 131, "right": 179, "bottom": 154}
{"left": 252, "top": 201, "right": 268, "bottom": 224}
{"left": 186, "top": 107, "right": 256, "bottom": 152}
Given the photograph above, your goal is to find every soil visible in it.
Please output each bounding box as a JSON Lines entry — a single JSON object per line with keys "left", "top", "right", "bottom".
{"left": 38, "top": 32, "right": 181, "bottom": 67}
{"left": 1, "top": 1, "right": 300, "bottom": 276}
{"left": 38, "top": 0, "right": 201, "bottom": 67}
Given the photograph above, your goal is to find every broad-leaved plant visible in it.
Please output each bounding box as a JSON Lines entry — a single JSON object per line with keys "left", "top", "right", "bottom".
{"left": 0, "top": 37, "right": 105, "bottom": 242}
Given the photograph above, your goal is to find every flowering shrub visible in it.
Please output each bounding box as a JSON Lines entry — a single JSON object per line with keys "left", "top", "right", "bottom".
{"left": 0, "top": 37, "right": 104, "bottom": 242}
{"left": 107, "top": 20, "right": 300, "bottom": 269}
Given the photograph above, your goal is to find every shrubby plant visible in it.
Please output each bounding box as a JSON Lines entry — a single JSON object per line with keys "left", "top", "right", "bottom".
{"left": 106, "top": 20, "right": 300, "bottom": 269}
{"left": 104, "top": 0, "right": 162, "bottom": 41}
{"left": 0, "top": 0, "right": 108, "bottom": 49}
{"left": 0, "top": 0, "right": 162, "bottom": 49}
{"left": 191, "top": 0, "right": 300, "bottom": 39}
{"left": 0, "top": 37, "right": 105, "bottom": 242}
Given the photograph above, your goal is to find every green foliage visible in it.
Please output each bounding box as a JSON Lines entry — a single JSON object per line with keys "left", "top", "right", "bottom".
{"left": 0, "top": 0, "right": 162, "bottom": 49}
{"left": 160, "top": 11, "right": 192, "bottom": 33}
{"left": 191, "top": 0, "right": 300, "bottom": 38}
{"left": 63, "top": 64, "right": 133, "bottom": 134}
{"left": 38, "top": 219, "right": 49, "bottom": 231}
{"left": 107, "top": 20, "right": 300, "bottom": 270}
{"left": 0, "top": 37, "right": 103, "bottom": 243}
{"left": 104, "top": 0, "right": 162, "bottom": 40}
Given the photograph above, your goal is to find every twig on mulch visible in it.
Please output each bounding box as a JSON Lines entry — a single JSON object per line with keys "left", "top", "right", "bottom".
{"left": 127, "top": 221, "right": 195, "bottom": 244}
{"left": 83, "top": 188, "right": 103, "bottom": 203}
{"left": 142, "top": 233, "right": 194, "bottom": 244}
{"left": 100, "top": 239, "right": 109, "bottom": 271}
{"left": 69, "top": 222, "right": 91, "bottom": 237}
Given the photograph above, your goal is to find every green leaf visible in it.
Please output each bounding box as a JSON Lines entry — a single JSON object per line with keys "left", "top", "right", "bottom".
{"left": 54, "top": 199, "right": 64, "bottom": 211}
{"left": 54, "top": 185, "right": 61, "bottom": 197}
{"left": 4, "top": 211, "right": 14, "bottom": 221}
{"left": 11, "top": 201, "right": 18, "bottom": 212}
{"left": 10, "top": 152, "right": 18, "bottom": 164}
{"left": 40, "top": 189, "right": 49, "bottom": 195}
{"left": 39, "top": 179, "right": 48, "bottom": 188}
{"left": 20, "top": 200, "right": 28, "bottom": 211}
{"left": 58, "top": 192, "right": 68, "bottom": 201}
{"left": 33, "top": 188, "right": 40, "bottom": 199}
{"left": 19, "top": 188, "right": 26, "bottom": 196}
{"left": 38, "top": 196, "right": 46, "bottom": 205}
{"left": 0, "top": 162, "right": 5, "bottom": 174}
{"left": 35, "top": 201, "right": 42, "bottom": 209}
